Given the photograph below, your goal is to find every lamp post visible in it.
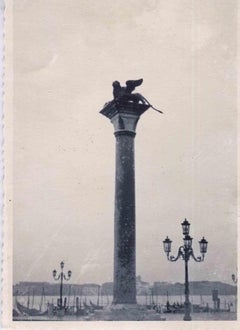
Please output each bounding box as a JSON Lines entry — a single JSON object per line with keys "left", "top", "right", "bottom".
{"left": 52, "top": 261, "right": 72, "bottom": 309}
{"left": 232, "top": 274, "right": 237, "bottom": 313}
{"left": 163, "top": 219, "right": 208, "bottom": 321}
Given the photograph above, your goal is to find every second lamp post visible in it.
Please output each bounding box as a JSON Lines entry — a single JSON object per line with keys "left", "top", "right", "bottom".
{"left": 163, "top": 219, "right": 208, "bottom": 321}
{"left": 53, "top": 261, "right": 72, "bottom": 309}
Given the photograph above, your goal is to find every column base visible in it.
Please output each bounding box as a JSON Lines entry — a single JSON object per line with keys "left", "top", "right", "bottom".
{"left": 89, "top": 304, "right": 166, "bottom": 321}
{"left": 109, "top": 303, "right": 138, "bottom": 310}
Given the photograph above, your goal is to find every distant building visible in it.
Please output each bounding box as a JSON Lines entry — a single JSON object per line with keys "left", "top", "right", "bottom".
{"left": 136, "top": 276, "right": 150, "bottom": 294}
{"left": 13, "top": 279, "right": 237, "bottom": 296}
{"left": 18, "top": 281, "right": 50, "bottom": 287}
{"left": 101, "top": 282, "right": 113, "bottom": 295}
{"left": 13, "top": 282, "right": 50, "bottom": 295}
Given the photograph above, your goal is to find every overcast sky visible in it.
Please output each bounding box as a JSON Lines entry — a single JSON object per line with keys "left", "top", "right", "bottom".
{"left": 13, "top": 0, "right": 237, "bottom": 286}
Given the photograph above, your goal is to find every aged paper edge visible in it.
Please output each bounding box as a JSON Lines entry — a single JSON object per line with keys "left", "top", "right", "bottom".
{"left": 1, "top": 0, "right": 239, "bottom": 329}
{"left": 0, "top": 0, "right": 3, "bottom": 324}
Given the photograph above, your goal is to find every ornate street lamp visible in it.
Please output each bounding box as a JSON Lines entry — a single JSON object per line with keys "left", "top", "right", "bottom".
{"left": 232, "top": 274, "right": 237, "bottom": 284}
{"left": 163, "top": 236, "right": 172, "bottom": 256}
{"left": 181, "top": 218, "right": 190, "bottom": 236}
{"left": 52, "top": 261, "right": 72, "bottom": 309}
{"left": 163, "top": 220, "right": 208, "bottom": 321}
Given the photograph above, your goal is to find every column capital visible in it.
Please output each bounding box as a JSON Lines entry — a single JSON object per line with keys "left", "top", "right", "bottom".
{"left": 100, "top": 100, "right": 150, "bottom": 134}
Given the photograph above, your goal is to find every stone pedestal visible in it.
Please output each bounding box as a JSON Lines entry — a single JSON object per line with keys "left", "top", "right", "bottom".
{"left": 100, "top": 101, "right": 149, "bottom": 305}
{"left": 89, "top": 305, "right": 166, "bottom": 321}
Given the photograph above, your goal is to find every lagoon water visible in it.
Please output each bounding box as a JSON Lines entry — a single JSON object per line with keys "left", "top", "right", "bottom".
{"left": 15, "top": 294, "right": 237, "bottom": 320}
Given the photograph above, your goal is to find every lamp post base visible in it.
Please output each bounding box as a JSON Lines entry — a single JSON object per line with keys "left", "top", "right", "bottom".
{"left": 183, "top": 314, "right": 192, "bottom": 321}
{"left": 183, "top": 301, "right": 192, "bottom": 321}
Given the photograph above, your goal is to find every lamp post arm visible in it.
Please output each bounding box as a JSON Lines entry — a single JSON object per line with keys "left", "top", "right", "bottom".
{"left": 64, "top": 274, "right": 71, "bottom": 281}
{"left": 53, "top": 274, "right": 61, "bottom": 281}
{"left": 168, "top": 246, "right": 184, "bottom": 262}
{"left": 189, "top": 249, "right": 204, "bottom": 262}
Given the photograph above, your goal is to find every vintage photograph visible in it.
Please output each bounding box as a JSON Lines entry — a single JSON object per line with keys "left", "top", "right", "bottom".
{"left": 2, "top": 0, "right": 238, "bottom": 328}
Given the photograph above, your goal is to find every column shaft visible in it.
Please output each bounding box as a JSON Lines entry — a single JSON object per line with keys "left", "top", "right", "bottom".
{"left": 113, "top": 131, "right": 136, "bottom": 304}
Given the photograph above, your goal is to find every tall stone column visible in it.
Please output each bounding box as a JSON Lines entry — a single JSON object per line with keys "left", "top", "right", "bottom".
{"left": 100, "top": 102, "right": 149, "bottom": 305}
